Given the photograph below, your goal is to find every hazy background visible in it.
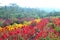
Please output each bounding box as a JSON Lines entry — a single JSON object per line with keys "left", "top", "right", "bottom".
{"left": 0, "top": 0, "right": 60, "bottom": 11}
{"left": 0, "top": 0, "right": 60, "bottom": 19}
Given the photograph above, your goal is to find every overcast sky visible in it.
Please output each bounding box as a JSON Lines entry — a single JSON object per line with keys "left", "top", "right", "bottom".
{"left": 0, "top": 0, "right": 60, "bottom": 9}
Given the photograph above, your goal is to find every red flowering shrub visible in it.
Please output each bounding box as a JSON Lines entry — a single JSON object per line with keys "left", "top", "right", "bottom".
{"left": 0, "top": 18, "right": 60, "bottom": 40}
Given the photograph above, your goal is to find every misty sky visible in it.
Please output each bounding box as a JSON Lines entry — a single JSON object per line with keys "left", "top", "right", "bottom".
{"left": 0, "top": 0, "right": 60, "bottom": 10}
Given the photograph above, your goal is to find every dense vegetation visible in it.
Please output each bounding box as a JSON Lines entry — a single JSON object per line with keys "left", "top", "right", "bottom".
{"left": 0, "top": 4, "right": 60, "bottom": 19}
{"left": 0, "top": 4, "right": 60, "bottom": 40}
{"left": 0, "top": 18, "right": 60, "bottom": 40}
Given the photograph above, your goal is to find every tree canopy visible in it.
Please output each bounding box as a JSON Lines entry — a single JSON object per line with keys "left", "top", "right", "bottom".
{"left": 0, "top": 4, "right": 60, "bottom": 19}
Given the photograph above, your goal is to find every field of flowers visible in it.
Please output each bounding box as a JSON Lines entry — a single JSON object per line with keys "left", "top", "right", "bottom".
{"left": 0, "top": 18, "right": 60, "bottom": 40}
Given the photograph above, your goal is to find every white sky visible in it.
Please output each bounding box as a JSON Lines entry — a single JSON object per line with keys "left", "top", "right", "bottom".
{"left": 0, "top": 0, "right": 60, "bottom": 9}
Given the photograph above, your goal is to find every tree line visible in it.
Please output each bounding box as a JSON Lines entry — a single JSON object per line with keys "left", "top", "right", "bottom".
{"left": 0, "top": 4, "right": 60, "bottom": 19}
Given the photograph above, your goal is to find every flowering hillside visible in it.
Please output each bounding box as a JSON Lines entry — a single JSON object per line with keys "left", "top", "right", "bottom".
{"left": 0, "top": 18, "right": 60, "bottom": 40}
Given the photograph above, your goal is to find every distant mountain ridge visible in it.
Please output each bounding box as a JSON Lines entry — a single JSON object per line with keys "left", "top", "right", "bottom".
{"left": 39, "top": 8, "right": 60, "bottom": 12}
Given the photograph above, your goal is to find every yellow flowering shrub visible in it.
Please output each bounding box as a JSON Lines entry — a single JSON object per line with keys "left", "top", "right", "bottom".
{"left": 0, "top": 19, "right": 41, "bottom": 31}
{"left": 34, "top": 19, "right": 41, "bottom": 23}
